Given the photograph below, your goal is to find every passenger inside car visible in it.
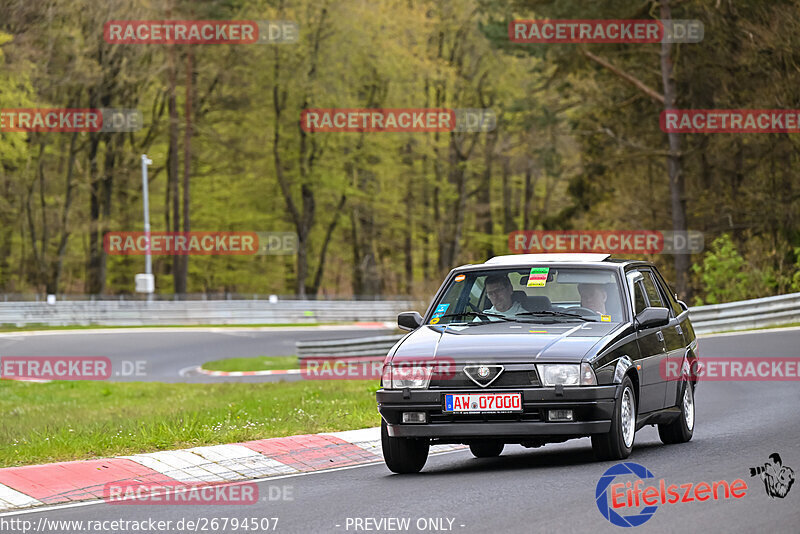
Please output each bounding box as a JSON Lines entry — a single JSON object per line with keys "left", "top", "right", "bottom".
{"left": 578, "top": 283, "right": 608, "bottom": 314}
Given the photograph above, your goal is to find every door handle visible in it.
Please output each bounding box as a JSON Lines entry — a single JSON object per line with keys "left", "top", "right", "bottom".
{"left": 656, "top": 331, "right": 665, "bottom": 343}
{"left": 675, "top": 325, "right": 683, "bottom": 335}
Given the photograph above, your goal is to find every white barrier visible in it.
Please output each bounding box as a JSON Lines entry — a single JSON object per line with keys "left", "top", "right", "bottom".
{"left": 1, "top": 293, "right": 798, "bottom": 333}
{"left": 688, "top": 292, "right": 800, "bottom": 334}
{"left": 0, "top": 299, "right": 424, "bottom": 326}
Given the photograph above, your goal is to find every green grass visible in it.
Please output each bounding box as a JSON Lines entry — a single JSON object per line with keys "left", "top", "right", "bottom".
{"left": 0, "top": 323, "right": 338, "bottom": 332}
{"left": 202, "top": 356, "right": 299, "bottom": 372}
{"left": 0, "top": 380, "right": 380, "bottom": 467}
{"left": 705, "top": 322, "right": 800, "bottom": 335}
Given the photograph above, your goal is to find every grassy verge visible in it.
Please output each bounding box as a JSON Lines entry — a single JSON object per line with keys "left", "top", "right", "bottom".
{"left": 202, "top": 356, "right": 299, "bottom": 372}
{"left": 0, "top": 380, "right": 379, "bottom": 467}
{"left": 0, "top": 323, "right": 338, "bottom": 332}
{"left": 704, "top": 322, "right": 800, "bottom": 335}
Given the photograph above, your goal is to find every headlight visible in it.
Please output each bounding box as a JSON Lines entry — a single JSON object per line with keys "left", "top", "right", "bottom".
{"left": 538, "top": 363, "right": 597, "bottom": 386}
{"left": 538, "top": 364, "right": 579, "bottom": 386}
{"left": 381, "top": 364, "right": 433, "bottom": 389}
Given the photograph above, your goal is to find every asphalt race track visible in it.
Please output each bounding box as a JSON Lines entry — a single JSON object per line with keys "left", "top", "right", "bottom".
{"left": 3, "top": 327, "right": 800, "bottom": 533}
{"left": 0, "top": 327, "right": 388, "bottom": 383}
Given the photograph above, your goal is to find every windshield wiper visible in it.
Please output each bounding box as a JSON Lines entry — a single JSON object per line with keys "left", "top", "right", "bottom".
{"left": 515, "top": 310, "right": 598, "bottom": 322}
{"left": 434, "top": 311, "right": 513, "bottom": 323}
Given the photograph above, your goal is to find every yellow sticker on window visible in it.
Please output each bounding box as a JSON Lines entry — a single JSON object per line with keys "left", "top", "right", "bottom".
{"left": 430, "top": 318, "right": 440, "bottom": 324}
{"left": 601, "top": 315, "right": 611, "bottom": 322}
{"left": 455, "top": 274, "right": 465, "bottom": 282}
{"left": 527, "top": 267, "right": 549, "bottom": 287}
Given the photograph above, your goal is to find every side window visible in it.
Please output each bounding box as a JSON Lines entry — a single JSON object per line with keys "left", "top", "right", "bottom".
{"left": 641, "top": 271, "right": 664, "bottom": 308}
{"left": 633, "top": 281, "right": 647, "bottom": 314}
{"left": 653, "top": 269, "right": 685, "bottom": 316}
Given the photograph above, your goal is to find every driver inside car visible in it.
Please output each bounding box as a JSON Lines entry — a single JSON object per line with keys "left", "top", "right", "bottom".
{"left": 483, "top": 274, "right": 526, "bottom": 318}
{"left": 577, "top": 283, "right": 608, "bottom": 315}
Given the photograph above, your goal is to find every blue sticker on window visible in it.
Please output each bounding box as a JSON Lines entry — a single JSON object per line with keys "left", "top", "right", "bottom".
{"left": 432, "top": 303, "right": 450, "bottom": 319}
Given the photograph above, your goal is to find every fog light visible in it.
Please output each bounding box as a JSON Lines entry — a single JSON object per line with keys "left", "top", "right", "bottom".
{"left": 402, "top": 412, "right": 427, "bottom": 424}
{"left": 548, "top": 409, "right": 573, "bottom": 422}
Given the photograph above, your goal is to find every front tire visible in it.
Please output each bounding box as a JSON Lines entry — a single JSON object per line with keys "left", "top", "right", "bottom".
{"left": 381, "top": 420, "right": 429, "bottom": 474}
{"left": 469, "top": 441, "right": 504, "bottom": 458}
{"left": 592, "top": 376, "right": 636, "bottom": 461}
{"left": 658, "top": 381, "right": 694, "bottom": 444}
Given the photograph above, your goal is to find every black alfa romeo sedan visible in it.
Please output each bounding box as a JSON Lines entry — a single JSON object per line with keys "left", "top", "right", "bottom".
{"left": 377, "top": 253, "right": 698, "bottom": 473}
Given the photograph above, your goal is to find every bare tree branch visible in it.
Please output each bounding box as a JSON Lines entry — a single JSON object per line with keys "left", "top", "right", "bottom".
{"left": 580, "top": 48, "right": 665, "bottom": 105}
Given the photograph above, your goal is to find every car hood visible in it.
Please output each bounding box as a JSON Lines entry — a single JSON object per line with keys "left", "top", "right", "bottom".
{"left": 390, "top": 321, "right": 622, "bottom": 364}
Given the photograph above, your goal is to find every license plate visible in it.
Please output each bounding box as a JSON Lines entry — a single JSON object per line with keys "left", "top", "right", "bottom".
{"left": 443, "top": 392, "right": 523, "bottom": 414}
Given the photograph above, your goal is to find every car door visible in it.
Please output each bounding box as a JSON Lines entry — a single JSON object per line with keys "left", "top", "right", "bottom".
{"left": 650, "top": 268, "right": 690, "bottom": 408}
{"left": 653, "top": 267, "right": 694, "bottom": 347}
{"left": 630, "top": 271, "right": 668, "bottom": 413}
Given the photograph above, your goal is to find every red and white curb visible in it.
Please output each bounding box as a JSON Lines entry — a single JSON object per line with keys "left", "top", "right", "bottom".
{"left": 0, "top": 427, "right": 463, "bottom": 512}
{"left": 192, "top": 356, "right": 386, "bottom": 377}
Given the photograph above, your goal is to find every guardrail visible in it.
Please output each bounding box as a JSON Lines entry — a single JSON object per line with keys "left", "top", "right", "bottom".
{"left": 296, "top": 292, "right": 800, "bottom": 360}
{"left": 688, "top": 292, "right": 800, "bottom": 335}
{"left": 296, "top": 335, "right": 405, "bottom": 360}
{"left": 1, "top": 292, "right": 798, "bottom": 334}
{"left": 0, "top": 299, "right": 424, "bottom": 326}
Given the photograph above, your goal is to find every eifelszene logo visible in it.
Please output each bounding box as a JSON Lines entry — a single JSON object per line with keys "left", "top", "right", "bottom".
{"left": 595, "top": 462, "right": 748, "bottom": 527}
{"left": 749, "top": 453, "right": 795, "bottom": 499}
{"left": 596, "top": 463, "right": 658, "bottom": 527}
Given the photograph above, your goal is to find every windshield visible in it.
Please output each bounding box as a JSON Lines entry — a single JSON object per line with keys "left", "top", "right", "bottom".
{"left": 428, "top": 267, "right": 625, "bottom": 325}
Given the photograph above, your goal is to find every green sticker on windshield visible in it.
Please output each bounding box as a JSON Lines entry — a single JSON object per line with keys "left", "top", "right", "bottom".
{"left": 527, "top": 267, "right": 549, "bottom": 287}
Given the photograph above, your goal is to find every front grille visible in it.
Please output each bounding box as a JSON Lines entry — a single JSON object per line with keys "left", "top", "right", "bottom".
{"left": 429, "top": 366, "right": 540, "bottom": 388}
{"left": 428, "top": 407, "right": 542, "bottom": 423}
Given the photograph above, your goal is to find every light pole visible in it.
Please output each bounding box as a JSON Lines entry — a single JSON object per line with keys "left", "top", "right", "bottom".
{"left": 136, "top": 154, "right": 155, "bottom": 300}
{"left": 141, "top": 154, "right": 153, "bottom": 276}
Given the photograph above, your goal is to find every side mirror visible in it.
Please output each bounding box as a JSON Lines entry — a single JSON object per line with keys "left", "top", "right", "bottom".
{"left": 636, "top": 307, "right": 670, "bottom": 330}
{"left": 398, "top": 311, "right": 423, "bottom": 331}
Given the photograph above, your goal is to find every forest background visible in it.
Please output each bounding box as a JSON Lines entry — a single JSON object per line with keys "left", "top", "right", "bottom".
{"left": 1, "top": 0, "right": 798, "bottom": 305}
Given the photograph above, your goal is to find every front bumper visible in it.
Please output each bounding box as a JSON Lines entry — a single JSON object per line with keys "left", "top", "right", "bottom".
{"left": 377, "top": 385, "right": 620, "bottom": 440}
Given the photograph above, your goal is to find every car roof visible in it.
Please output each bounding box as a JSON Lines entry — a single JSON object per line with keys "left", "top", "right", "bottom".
{"left": 454, "top": 254, "right": 650, "bottom": 271}
{"left": 485, "top": 253, "right": 611, "bottom": 264}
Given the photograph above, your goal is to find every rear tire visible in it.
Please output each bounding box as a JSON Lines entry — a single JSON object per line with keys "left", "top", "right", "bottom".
{"left": 592, "top": 376, "right": 636, "bottom": 461}
{"left": 469, "top": 441, "right": 504, "bottom": 458}
{"left": 658, "top": 381, "right": 694, "bottom": 444}
{"left": 381, "top": 420, "right": 429, "bottom": 474}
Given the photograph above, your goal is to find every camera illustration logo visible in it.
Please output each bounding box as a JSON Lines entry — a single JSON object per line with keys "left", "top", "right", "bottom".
{"left": 596, "top": 463, "right": 658, "bottom": 527}
{"left": 749, "top": 453, "right": 795, "bottom": 499}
